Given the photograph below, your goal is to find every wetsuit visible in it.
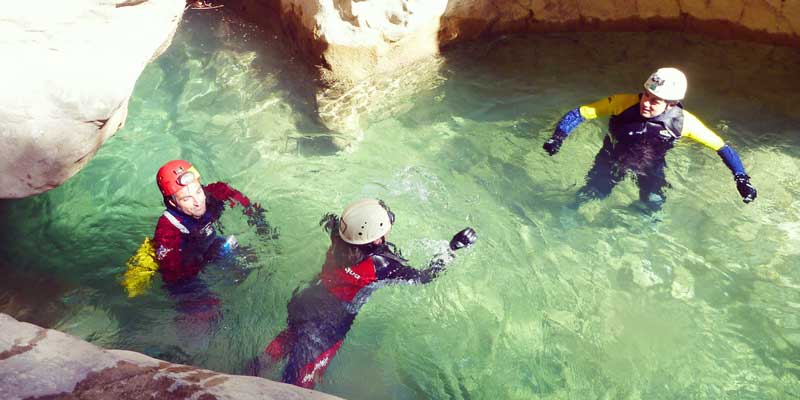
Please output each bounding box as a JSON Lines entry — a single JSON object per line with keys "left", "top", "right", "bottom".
{"left": 153, "top": 182, "right": 253, "bottom": 283}
{"left": 263, "top": 243, "right": 452, "bottom": 389}
{"left": 153, "top": 182, "right": 253, "bottom": 316}
{"left": 550, "top": 93, "right": 753, "bottom": 209}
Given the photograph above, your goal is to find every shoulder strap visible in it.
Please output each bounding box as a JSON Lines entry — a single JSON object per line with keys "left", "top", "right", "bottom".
{"left": 162, "top": 210, "right": 189, "bottom": 234}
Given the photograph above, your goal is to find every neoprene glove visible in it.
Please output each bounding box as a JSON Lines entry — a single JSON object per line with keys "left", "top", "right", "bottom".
{"left": 735, "top": 174, "right": 757, "bottom": 203}
{"left": 543, "top": 131, "right": 568, "bottom": 156}
{"left": 450, "top": 228, "right": 477, "bottom": 251}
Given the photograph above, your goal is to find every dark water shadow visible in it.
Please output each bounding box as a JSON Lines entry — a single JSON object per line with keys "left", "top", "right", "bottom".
{"left": 0, "top": 257, "right": 74, "bottom": 328}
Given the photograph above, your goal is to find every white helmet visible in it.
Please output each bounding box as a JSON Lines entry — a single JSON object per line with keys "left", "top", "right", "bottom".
{"left": 643, "top": 67, "right": 687, "bottom": 101}
{"left": 339, "top": 199, "right": 392, "bottom": 245}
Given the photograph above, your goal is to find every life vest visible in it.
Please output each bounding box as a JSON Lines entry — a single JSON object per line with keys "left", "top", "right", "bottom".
{"left": 607, "top": 97, "right": 684, "bottom": 170}
{"left": 162, "top": 196, "right": 224, "bottom": 262}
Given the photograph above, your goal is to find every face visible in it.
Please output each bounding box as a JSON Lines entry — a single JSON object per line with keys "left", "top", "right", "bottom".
{"left": 639, "top": 91, "right": 672, "bottom": 118}
{"left": 171, "top": 181, "right": 206, "bottom": 218}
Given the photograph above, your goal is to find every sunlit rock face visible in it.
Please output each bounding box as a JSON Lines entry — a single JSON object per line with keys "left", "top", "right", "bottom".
{"left": 0, "top": 313, "right": 343, "bottom": 400}
{"left": 231, "top": 0, "right": 799, "bottom": 134}
{"left": 228, "top": 0, "right": 449, "bottom": 136}
{"left": 0, "top": 0, "right": 186, "bottom": 198}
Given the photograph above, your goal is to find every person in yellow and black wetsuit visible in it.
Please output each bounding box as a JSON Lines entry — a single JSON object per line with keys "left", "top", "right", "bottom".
{"left": 542, "top": 67, "right": 757, "bottom": 211}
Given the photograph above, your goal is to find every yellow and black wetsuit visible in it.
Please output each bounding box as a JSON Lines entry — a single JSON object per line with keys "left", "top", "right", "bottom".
{"left": 545, "top": 93, "right": 756, "bottom": 208}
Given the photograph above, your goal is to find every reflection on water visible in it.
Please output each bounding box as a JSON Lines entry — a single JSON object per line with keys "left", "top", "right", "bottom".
{"left": 1, "top": 9, "right": 800, "bottom": 400}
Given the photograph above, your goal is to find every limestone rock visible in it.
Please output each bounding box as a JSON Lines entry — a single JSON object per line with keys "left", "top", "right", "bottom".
{"left": 0, "top": 0, "right": 186, "bottom": 198}
{"left": 0, "top": 313, "right": 343, "bottom": 400}
{"left": 232, "top": 0, "right": 799, "bottom": 135}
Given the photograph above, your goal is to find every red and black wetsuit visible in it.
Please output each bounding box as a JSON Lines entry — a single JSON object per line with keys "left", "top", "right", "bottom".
{"left": 153, "top": 182, "right": 254, "bottom": 318}
{"left": 263, "top": 243, "right": 452, "bottom": 389}
{"left": 153, "top": 182, "right": 253, "bottom": 284}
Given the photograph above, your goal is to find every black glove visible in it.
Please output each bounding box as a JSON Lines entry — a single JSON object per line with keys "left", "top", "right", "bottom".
{"left": 735, "top": 174, "right": 757, "bottom": 203}
{"left": 245, "top": 203, "right": 279, "bottom": 239}
{"left": 449, "top": 227, "right": 477, "bottom": 251}
{"left": 543, "top": 131, "right": 568, "bottom": 156}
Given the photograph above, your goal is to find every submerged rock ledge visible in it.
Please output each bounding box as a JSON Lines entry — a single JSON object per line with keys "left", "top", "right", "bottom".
{"left": 0, "top": 313, "right": 342, "bottom": 400}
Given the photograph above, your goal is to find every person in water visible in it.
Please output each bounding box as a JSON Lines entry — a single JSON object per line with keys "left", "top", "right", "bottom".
{"left": 245, "top": 198, "right": 477, "bottom": 388}
{"left": 153, "top": 159, "right": 274, "bottom": 342}
{"left": 542, "top": 67, "right": 757, "bottom": 211}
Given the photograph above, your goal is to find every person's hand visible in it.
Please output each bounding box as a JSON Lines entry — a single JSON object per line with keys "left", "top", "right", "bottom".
{"left": 543, "top": 131, "right": 567, "bottom": 156}
{"left": 246, "top": 203, "right": 279, "bottom": 239}
{"left": 735, "top": 174, "right": 757, "bottom": 203}
{"left": 449, "top": 228, "right": 477, "bottom": 251}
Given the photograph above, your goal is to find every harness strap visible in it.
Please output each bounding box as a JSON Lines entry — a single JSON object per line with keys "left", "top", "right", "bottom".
{"left": 163, "top": 210, "right": 189, "bottom": 234}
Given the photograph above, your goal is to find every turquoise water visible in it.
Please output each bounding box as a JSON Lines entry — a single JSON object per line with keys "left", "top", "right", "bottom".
{"left": 2, "top": 10, "right": 800, "bottom": 399}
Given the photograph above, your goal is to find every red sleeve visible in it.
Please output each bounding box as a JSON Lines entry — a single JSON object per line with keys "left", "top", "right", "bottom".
{"left": 204, "top": 181, "right": 251, "bottom": 208}
{"left": 153, "top": 216, "right": 198, "bottom": 283}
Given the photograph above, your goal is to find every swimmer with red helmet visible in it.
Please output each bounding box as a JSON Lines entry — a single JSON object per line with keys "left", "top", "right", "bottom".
{"left": 153, "top": 160, "right": 276, "bottom": 347}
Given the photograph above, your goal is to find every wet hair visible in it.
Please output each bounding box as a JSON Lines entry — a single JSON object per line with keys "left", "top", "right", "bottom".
{"left": 319, "top": 212, "right": 380, "bottom": 269}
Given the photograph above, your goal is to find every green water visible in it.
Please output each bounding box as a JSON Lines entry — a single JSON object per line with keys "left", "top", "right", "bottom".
{"left": 2, "top": 10, "right": 800, "bottom": 399}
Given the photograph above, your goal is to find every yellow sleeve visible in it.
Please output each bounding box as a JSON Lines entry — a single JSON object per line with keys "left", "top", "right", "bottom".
{"left": 579, "top": 94, "right": 640, "bottom": 120}
{"left": 681, "top": 111, "right": 725, "bottom": 151}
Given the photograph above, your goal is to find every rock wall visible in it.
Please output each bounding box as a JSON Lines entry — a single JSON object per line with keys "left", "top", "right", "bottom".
{"left": 227, "top": 0, "right": 449, "bottom": 135}
{"left": 0, "top": 0, "right": 187, "bottom": 198}
{"left": 440, "top": 0, "right": 800, "bottom": 45}
{"left": 0, "top": 313, "right": 343, "bottom": 400}
{"left": 229, "top": 0, "right": 799, "bottom": 134}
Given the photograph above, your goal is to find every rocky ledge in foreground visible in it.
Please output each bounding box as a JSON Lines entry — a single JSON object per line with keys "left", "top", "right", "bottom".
{"left": 0, "top": 313, "right": 343, "bottom": 400}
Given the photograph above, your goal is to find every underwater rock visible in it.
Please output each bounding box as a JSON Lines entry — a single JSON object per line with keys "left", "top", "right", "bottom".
{"left": 0, "top": 0, "right": 186, "bottom": 198}
{"left": 0, "top": 313, "right": 344, "bottom": 400}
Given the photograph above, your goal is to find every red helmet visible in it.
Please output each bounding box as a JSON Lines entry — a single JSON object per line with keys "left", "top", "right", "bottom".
{"left": 156, "top": 160, "right": 201, "bottom": 197}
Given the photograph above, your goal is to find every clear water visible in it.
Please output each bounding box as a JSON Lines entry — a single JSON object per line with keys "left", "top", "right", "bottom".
{"left": 2, "top": 10, "right": 800, "bottom": 400}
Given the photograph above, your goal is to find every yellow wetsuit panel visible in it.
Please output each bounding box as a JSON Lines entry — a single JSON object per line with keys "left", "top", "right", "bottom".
{"left": 578, "top": 93, "right": 727, "bottom": 151}
{"left": 680, "top": 111, "right": 725, "bottom": 151}
{"left": 578, "top": 94, "right": 640, "bottom": 120}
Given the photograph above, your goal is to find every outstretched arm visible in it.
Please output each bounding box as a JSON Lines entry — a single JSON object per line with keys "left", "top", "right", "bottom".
{"left": 205, "top": 181, "right": 278, "bottom": 237}
{"left": 204, "top": 181, "right": 251, "bottom": 207}
{"left": 374, "top": 228, "right": 477, "bottom": 284}
{"left": 373, "top": 253, "right": 443, "bottom": 284}
{"left": 682, "top": 112, "right": 757, "bottom": 203}
{"left": 543, "top": 94, "right": 639, "bottom": 156}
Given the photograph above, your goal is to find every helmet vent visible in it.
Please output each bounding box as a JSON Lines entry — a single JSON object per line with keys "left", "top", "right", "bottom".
{"left": 338, "top": 199, "right": 393, "bottom": 245}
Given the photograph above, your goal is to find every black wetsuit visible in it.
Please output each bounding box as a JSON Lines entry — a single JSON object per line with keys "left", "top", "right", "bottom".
{"left": 261, "top": 243, "right": 449, "bottom": 389}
